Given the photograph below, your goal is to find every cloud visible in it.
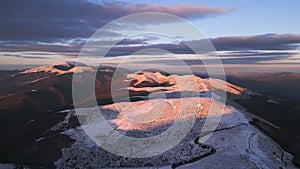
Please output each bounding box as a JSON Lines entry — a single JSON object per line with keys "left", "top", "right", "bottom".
{"left": 1, "top": 33, "right": 300, "bottom": 60}
{"left": 104, "top": 34, "right": 300, "bottom": 56}
{"left": 0, "top": 0, "right": 235, "bottom": 43}
{"left": 0, "top": 42, "right": 81, "bottom": 54}
{"left": 210, "top": 34, "right": 300, "bottom": 50}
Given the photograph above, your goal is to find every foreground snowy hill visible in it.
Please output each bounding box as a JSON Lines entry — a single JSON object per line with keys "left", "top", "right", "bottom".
{"left": 0, "top": 62, "right": 298, "bottom": 168}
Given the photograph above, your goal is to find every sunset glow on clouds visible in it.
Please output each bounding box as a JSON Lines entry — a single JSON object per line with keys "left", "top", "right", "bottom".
{"left": 0, "top": 0, "right": 299, "bottom": 72}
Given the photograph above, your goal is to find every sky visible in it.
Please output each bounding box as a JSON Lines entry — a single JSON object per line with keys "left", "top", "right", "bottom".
{"left": 0, "top": 0, "right": 300, "bottom": 73}
{"left": 124, "top": 0, "right": 300, "bottom": 37}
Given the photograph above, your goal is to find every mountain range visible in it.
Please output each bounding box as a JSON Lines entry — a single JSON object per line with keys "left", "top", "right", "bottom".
{"left": 0, "top": 62, "right": 299, "bottom": 168}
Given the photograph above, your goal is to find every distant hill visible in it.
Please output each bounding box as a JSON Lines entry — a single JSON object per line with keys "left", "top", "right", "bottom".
{"left": 226, "top": 72, "right": 300, "bottom": 103}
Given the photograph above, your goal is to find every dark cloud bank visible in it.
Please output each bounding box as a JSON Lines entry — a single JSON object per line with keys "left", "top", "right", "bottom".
{"left": 0, "top": 0, "right": 300, "bottom": 61}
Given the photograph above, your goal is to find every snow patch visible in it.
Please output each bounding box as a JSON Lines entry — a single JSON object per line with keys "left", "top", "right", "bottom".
{"left": 267, "top": 99, "right": 280, "bottom": 104}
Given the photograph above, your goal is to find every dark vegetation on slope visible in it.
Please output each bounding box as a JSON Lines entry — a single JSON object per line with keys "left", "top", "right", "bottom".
{"left": 226, "top": 72, "right": 300, "bottom": 104}
{"left": 236, "top": 95, "right": 300, "bottom": 167}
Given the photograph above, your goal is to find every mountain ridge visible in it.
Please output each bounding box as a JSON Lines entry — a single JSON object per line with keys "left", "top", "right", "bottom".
{"left": 0, "top": 62, "right": 298, "bottom": 168}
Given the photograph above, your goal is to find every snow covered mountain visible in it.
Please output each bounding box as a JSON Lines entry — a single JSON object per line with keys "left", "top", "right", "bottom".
{"left": 0, "top": 62, "right": 298, "bottom": 168}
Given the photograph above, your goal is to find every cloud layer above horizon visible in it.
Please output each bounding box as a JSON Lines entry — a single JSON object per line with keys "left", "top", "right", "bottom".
{"left": 0, "top": 0, "right": 300, "bottom": 68}
{"left": 0, "top": 0, "right": 235, "bottom": 42}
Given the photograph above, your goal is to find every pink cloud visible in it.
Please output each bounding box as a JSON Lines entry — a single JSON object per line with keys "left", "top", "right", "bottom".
{"left": 102, "top": 2, "right": 237, "bottom": 19}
